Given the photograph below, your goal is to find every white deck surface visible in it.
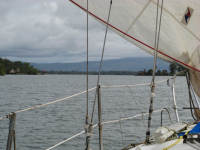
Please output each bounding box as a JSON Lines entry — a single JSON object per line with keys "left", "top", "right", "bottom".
{"left": 130, "top": 139, "right": 198, "bottom": 150}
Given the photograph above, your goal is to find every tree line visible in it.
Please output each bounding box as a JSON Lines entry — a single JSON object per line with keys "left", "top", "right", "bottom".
{"left": 0, "top": 58, "right": 39, "bottom": 75}
{"left": 0, "top": 57, "right": 186, "bottom": 76}
{"left": 137, "top": 63, "right": 185, "bottom": 76}
{"left": 46, "top": 62, "right": 185, "bottom": 76}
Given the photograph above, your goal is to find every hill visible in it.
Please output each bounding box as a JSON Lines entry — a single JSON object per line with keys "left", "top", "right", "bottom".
{"left": 32, "top": 57, "right": 169, "bottom": 72}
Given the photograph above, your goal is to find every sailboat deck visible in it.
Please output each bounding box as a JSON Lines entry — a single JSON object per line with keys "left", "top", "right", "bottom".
{"left": 130, "top": 139, "right": 200, "bottom": 150}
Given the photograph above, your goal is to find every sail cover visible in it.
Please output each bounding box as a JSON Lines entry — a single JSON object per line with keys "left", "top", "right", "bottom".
{"left": 70, "top": 0, "right": 200, "bottom": 96}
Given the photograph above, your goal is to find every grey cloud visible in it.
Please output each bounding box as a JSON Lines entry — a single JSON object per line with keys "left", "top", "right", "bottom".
{"left": 0, "top": 0, "right": 147, "bottom": 63}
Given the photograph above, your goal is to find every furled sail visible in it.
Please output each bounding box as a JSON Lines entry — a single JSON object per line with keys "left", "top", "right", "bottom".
{"left": 70, "top": 0, "right": 200, "bottom": 96}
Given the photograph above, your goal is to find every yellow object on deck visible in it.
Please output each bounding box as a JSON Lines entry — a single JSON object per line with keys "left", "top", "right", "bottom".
{"left": 163, "top": 131, "right": 189, "bottom": 150}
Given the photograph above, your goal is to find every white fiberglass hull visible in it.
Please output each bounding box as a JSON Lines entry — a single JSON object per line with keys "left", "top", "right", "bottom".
{"left": 128, "top": 122, "right": 200, "bottom": 150}
{"left": 130, "top": 139, "right": 199, "bottom": 150}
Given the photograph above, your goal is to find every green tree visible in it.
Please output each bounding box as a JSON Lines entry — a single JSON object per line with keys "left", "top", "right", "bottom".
{"left": 147, "top": 69, "right": 153, "bottom": 75}
{"left": 169, "top": 63, "right": 177, "bottom": 75}
{"left": 156, "top": 70, "right": 161, "bottom": 76}
{"left": 162, "top": 69, "right": 168, "bottom": 76}
{"left": 169, "top": 63, "right": 186, "bottom": 75}
{"left": 0, "top": 63, "right": 5, "bottom": 75}
{"left": 0, "top": 58, "right": 39, "bottom": 75}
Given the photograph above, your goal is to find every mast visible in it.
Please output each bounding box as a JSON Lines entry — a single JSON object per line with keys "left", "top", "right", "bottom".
{"left": 146, "top": 0, "right": 164, "bottom": 143}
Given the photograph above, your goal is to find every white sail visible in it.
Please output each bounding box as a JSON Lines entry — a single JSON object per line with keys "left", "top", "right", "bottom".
{"left": 70, "top": 0, "right": 200, "bottom": 96}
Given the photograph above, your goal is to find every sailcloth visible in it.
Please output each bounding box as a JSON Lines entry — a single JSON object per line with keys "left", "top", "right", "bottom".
{"left": 70, "top": 0, "right": 200, "bottom": 96}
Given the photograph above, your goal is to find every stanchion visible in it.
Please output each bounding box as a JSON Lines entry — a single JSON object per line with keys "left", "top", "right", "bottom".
{"left": 6, "top": 112, "right": 16, "bottom": 150}
{"left": 97, "top": 85, "right": 103, "bottom": 150}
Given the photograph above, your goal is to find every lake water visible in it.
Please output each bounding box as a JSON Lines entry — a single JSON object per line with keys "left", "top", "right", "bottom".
{"left": 0, "top": 75, "right": 193, "bottom": 149}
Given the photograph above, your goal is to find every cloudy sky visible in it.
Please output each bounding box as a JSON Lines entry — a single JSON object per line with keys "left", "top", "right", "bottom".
{"left": 0, "top": 0, "right": 148, "bottom": 63}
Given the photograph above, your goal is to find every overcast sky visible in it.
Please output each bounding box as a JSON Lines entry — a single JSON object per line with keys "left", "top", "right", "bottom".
{"left": 0, "top": 0, "right": 148, "bottom": 63}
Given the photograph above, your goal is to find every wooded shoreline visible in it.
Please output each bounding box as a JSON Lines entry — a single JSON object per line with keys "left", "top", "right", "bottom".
{"left": 0, "top": 58, "right": 185, "bottom": 76}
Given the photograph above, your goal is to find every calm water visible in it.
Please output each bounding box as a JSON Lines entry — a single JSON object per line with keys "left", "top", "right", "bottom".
{"left": 0, "top": 75, "right": 193, "bottom": 149}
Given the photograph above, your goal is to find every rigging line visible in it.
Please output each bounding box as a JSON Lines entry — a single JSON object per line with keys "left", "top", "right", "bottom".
{"left": 152, "top": 0, "right": 163, "bottom": 83}
{"left": 90, "top": 0, "right": 113, "bottom": 124}
{"left": 155, "top": 0, "right": 164, "bottom": 62}
{"left": 119, "top": 117, "right": 125, "bottom": 146}
{"left": 190, "top": 80, "right": 200, "bottom": 109}
{"left": 85, "top": 0, "right": 90, "bottom": 149}
{"left": 102, "top": 77, "right": 174, "bottom": 88}
{"left": 146, "top": 0, "right": 160, "bottom": 143}
{"left": 46, "top": 130, "right": 85, "bottom": 150}
{"left": 0, "top": 87, "right": 96, "bottom": 121}
{"left": 45, "top": 109, "right": 164, "bottom": 150}
{"left": 186, "top": 73, "right": 197, "bottom": 121}
{"left": 146, "top": 0, "right": 164, "bottom": 143}
{"left": 15, "top": 87, "right": 96, "bottom": 113}
{"left": 46, "top": 123, "right": 98, "bottom": 150}
{"left": 102, "top": 109, "right": 164, "bottom": 125}
{"left": 86, "top": 0, "right": 89, "bottom": 123}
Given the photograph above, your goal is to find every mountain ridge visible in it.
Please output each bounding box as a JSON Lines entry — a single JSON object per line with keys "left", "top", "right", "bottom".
{"left": 32, "top": 57, "right": 169, "bottom": 72}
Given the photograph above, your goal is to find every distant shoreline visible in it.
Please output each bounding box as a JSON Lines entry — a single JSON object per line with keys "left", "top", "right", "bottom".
{"left": 1, "top": 70, "right": 185, "bottom": 76}
{"left": 38, "top": 70, "right": 174, "bottom": 76}
{"left": 42, "top": 71, "right": 138, "bottom": 75}
{"left": 41, "top": 68, "right": 185, "bottom": 76}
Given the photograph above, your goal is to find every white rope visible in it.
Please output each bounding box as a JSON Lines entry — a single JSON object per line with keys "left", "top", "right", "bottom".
{"left": 102, "top": 83, "right": 150, "bottom": 88}
{"left": 15, "top": 87, "right": 96, "bottom": 114}
{"left": 102, "top": 108, "right": 164, "bottom": 125}
{"left": 102, "top": 78, "right": 172, "bottom": 88}
{"left": 45, "top": 123, "right": 98, "bottom": 150}
{"left": 0, "top": 87, "right": 96, "bottom": 120}
{"left": 46, "top": 130, "right": 85, "bottom": 150}
{"left": 45, "top": 109, "right": 164, "bottom": 150}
